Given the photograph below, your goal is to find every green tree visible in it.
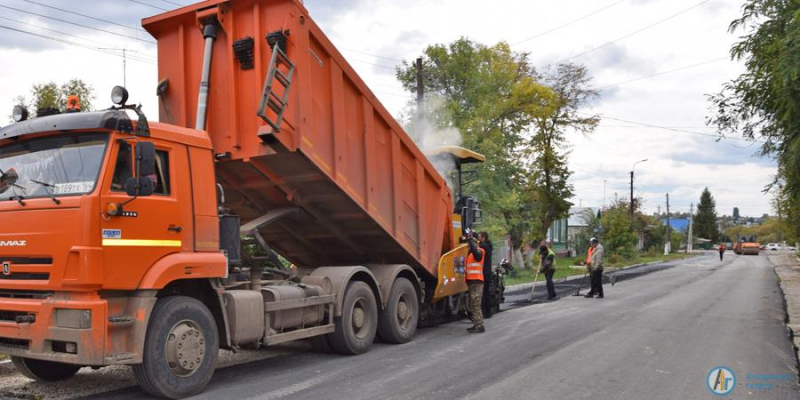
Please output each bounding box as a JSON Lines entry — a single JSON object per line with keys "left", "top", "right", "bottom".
{"left": 694, "top": 188, "right": 720, "bottom": 242}
{"left": 601, "top": 200, "right": 638, "bottom": 258}
{"left": 529, "top": 64, "right": 599, "bottom": 239}
{"left": 708, "top": 0, "right": 800, "bottom": 244}
{"left": 395, "top": 38, "right": 554, "bottom": 266}
{"left": 13, "top": 79, "right": 95, "bottom": 118}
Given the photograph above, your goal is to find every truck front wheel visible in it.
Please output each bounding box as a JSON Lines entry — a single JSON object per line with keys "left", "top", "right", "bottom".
{"left": 330, "top": 281, "right": 377, "bottom": 355}
{"left": 377, "top": 277, "right": 418, "bottom": 344}
{"left": 133, "top": 296, "right": 219, "bottom": 399}
{"left": 12, "top": 357, "right": 80, "bottom": 381}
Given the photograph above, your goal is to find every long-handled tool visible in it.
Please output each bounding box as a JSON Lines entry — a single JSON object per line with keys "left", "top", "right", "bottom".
{"left": 527, "top": 259, "right": 542, "bottom": 302}
{"left": 572, "top": 270, "right": 590, "bottom": 296}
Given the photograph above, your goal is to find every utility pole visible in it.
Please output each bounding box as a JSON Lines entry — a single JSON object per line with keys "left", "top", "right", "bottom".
{"left": 99, "top": 48, "right": 129, "bottom": 87}
{"left": 665, "top": 193, "right": 671, "bottom": 255}
{"left": 630, "top": 171, "right": 634, "bottom": 215}
{"left": 687, "top": 203, "right": 694, "bottom": 253}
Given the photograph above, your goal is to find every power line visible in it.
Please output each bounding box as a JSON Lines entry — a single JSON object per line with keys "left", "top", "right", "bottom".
{"left": 347, "top": 57, "right": 397, "bottom": 70}
{"left": 0, "top": 24, "right": 157, "bottom": 65}
{"left": 594, "top": 114, "right": 765, "bottom": 143}
{"left": 21, "top": 0, "right": 148, "bottom": 33}
{"left": 128, "top": 0, "right": 169, "bottom": 11}
{"left": 339, "top": 47, "right": 403, "bottom": 62}
{"left": 595, "top": 56, "right": 728, "bottom": 90}
{"left": 554, "top": 0, "right": 709, "bottom": 64}
{"left": 0, "top": 4, "right": 156, "bottom": 44}
{"left": 0, "top": 16, "right": 157, "bottom": 59}
{"left": 158, "top": 0, "right": 186, "bottom": 5}
{"left": 513, "top": 0, "right": 626, "bottom": 45}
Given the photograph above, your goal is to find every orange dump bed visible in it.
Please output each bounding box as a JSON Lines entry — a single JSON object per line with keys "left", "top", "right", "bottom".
{"left": 143, "top": 0, "right": 454, "bottom": 277}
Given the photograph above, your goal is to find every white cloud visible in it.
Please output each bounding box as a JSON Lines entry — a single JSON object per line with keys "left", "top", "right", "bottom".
{"left": 0, "top": 0, "right": 777, "bottom": 217}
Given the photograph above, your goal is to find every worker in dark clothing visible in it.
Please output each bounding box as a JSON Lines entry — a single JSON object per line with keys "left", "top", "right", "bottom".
{"left": 461, "top": 230, "right": 485, "bottom": 333}
{"left": 539, "top": 245, "right": 558, "bottom": 300}
{"left": 478, "top": 232, "right": 494, "bottom": 317}
{"left": 718, "top": 243, "right": 725, "bottom": 261}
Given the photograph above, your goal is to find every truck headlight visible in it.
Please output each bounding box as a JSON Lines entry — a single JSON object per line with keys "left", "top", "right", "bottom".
{"left": 12, "top": 105, "right": 29, "bottom": 122}
{"left": 111, "top": 86, "right": 129, "bottom": 106}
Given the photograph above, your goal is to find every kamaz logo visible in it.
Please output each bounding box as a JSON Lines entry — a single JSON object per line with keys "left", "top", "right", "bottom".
{"left": 0, "top": 240, "right": 26, "bottom": 247}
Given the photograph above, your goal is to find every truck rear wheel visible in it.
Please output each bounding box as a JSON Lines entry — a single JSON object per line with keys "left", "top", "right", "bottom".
{"left": 330, "top": 281, "right": 377, "bottom": 355}
{"left": 377, "top": 278, "right": 418, "bottom": 344}
{"left": 12, "top": 357, "right": 80, "bottom": 381}
{"left": 133, "top": 296, "right": 219, "bottom": 399}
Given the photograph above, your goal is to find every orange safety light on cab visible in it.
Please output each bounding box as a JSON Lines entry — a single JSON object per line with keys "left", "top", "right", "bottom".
{"left": 66, "top": 95, "right": 81, "bottom": 113}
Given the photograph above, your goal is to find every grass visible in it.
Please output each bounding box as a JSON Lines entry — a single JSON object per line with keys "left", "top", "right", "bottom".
{"left": 0, "top": 354, "right": 6, "bottom": 361}
{"left": 505, "top": 252, "right": 696, "bottom": 286}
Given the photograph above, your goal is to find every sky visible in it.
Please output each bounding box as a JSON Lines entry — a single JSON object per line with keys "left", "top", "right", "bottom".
{"left": 0, "top": 0, "right": 778, "bottom": 217}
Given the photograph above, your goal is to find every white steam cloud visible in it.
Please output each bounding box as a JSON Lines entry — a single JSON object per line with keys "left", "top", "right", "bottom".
{"left": 413, "top": 96, "right": 463, "bottom": 190}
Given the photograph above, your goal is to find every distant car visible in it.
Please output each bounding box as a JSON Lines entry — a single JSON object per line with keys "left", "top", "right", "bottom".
{"left": 760, "top": 245, "right": 767, "bottom": 250}
{"left": 766, "top": 243, "right": 781, "bottom": 251}
{"left": 787, "top": 246, "right": 797, "bottom": 251}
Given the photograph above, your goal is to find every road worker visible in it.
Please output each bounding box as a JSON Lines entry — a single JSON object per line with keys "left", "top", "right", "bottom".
{"left": 463, "top": 231, "right": 486, "bottom": 333}
{"left": 718, "top": 243, "right": 726, "bottom": 261}
{"left": 539, "top": 245, "right": 558, "bottom": 300}
{"left": 585, "top": 237, "right": 605, "bottom": 299}
{"left": 478, "top": 231, "right": 494, "bottom": 317}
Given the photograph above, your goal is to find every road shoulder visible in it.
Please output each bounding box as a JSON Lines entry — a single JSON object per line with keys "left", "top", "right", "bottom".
{"left": 770, "top": 252, "right": 800, "bottom": 365}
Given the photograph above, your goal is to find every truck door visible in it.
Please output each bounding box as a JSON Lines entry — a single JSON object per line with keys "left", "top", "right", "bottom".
{"left": 100, "top": 138, "right": 192, "bottom": 289}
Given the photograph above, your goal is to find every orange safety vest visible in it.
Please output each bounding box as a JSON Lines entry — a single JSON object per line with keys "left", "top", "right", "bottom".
{"left": 465, "top": 248, "right": 486, "bottom": 282}
{"left": 585, "top": 247, "right": 594, "bottom": 265}
{"left": 719, "top": 244, "right": 725, "bottom": 251}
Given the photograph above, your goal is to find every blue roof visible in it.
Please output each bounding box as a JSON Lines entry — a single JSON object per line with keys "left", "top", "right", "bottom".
{"left": 661, "top": 218, "right": 690, "bottom": 232}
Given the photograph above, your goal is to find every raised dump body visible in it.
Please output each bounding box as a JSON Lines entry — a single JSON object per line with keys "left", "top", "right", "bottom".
{"left": 143, "top": 0, "right": 455, "bottom": 277}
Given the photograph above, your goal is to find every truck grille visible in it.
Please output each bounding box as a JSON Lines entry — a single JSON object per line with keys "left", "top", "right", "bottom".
{"left": 0, "top": 290, "right": 53, "bottom": 299}
{"left": 0, "top": 337, "right": 30, "bottom": 350}
{"left": 0, "top": 311, "right": 34, "bottom": 322}
{"left": 0, "top": 257, "right": 53, "bottom": 264}
{"left": 0, "top": 273, "right": 49, "bottom": 281}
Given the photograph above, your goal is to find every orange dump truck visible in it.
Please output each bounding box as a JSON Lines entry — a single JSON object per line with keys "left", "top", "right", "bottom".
{"left": 0, "top": 0, "right": 493, "bottom": 398}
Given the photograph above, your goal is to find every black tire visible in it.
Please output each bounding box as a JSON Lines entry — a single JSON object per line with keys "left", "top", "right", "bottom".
{"left": 330, "top": 281, "right": 377, "bottom": 355}
{"left": 377, "top": 278, "right": 419, "bottom": 344}
{"left": 132, "top": 296, "right": 219, "bottom": 399}
{"left": 12, "top": 357, "right": 80, "bottom": 381}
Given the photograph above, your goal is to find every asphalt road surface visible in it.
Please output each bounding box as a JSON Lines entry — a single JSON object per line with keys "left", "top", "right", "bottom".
{"left": 88, "top": 252, "right": 798, "bottom": 400}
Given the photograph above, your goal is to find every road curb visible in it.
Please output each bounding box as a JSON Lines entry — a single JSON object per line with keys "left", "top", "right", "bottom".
{"left": 505, "top": 259, "right": 672, "bottom": 292}
{"left": 769, "top": 253, "right": 800, "bottom": 375}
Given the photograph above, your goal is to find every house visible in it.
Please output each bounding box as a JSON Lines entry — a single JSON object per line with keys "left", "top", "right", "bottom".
{"left": 546, "top": 207, "right": 600, "bottom": 252}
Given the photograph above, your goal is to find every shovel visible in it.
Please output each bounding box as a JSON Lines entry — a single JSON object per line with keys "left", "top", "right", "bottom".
{"left": 527, "top": 258, "right": 542, "bottom": 302}
{"left": 572, "top": 270, "right": 590, "bottom": 296}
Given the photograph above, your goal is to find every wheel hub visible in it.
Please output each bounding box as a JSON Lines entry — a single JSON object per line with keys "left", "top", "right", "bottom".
{"left": 353, "top": 305, "right": 365, "bottom": 329}
{"left": 397, "top": 297, "right": 409, "bottom": 322}
{"left": 165, "top": 320, "right": 205, "bottom": 377}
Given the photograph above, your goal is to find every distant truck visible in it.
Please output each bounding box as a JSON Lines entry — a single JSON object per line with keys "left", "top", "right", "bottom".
{"left": 0, "top": 0, "right": 503, "bottom": 398}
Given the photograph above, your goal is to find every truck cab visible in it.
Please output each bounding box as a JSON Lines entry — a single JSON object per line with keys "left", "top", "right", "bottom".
{"left": 0, "top": 101, "right": 226, "bottom": 383}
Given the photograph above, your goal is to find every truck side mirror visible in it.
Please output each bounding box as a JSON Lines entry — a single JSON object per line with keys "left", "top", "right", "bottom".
{"left": 125, "top": 176, "right": 154, "bottom": 197}
{"left": 136, "top": 142, "right": 156, "bottom": 177}
{"left": 124, "top": 142, "right": 156, "bottom": 197}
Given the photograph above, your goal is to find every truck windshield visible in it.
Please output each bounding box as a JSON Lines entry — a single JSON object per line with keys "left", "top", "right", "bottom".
{"left": 0, "top": 133, "right": 109, "bottom": 202}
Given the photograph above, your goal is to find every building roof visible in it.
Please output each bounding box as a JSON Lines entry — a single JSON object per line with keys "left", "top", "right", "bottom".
{"left": 568, "top": 207, "right": 600, "bottom": 227}
{"left": 662, "top": 218, "right": 691, "bottom": 232}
